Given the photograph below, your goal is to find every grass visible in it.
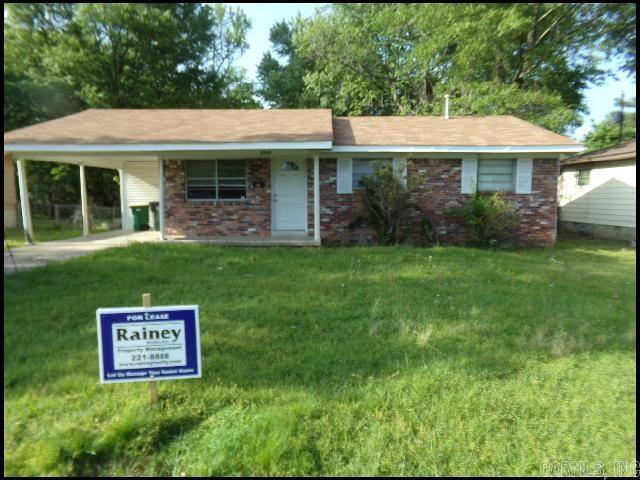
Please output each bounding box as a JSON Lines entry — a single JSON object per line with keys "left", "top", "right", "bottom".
{"left": 4, "top": 215, "right": 110, "bottom": 249}
{"left": 3, "top": 238, "right": 636, "bottom": 476}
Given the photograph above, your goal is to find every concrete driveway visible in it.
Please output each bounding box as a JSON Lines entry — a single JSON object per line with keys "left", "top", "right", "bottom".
{"left": 4, "top": 230, "right": 159, "bottom": 274}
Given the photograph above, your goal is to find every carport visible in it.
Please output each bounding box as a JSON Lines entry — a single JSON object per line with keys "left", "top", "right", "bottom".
{"left": 3, "top": 150, "right": 162, "bottom": 245}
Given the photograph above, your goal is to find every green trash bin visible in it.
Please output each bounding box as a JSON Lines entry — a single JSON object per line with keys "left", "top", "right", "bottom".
{"left": 130, "top": 205, "right": 150, "bottom": 231}
{"left": 149, "top": 202, "right": 160, "bottom": 231}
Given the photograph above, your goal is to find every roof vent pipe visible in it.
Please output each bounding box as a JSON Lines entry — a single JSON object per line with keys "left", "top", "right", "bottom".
{"left": 444, "top": 94, "right": 450, "bottom": 120}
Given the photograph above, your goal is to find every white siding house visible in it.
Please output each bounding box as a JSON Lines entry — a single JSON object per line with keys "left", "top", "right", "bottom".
{"left": 559, "top": 141, "right": 636, "bottom": 241}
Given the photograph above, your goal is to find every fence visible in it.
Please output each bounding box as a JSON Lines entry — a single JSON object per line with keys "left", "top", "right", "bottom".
{"left": 17, "top": 203, "right": 122, "bottom": 231}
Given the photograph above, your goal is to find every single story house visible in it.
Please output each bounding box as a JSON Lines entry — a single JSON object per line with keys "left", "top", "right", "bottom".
{"left": 3, "top": 109, "right": 583, "bottom": 246}
{"left": 558, "top": 140, "right": 636, "bottom": 241}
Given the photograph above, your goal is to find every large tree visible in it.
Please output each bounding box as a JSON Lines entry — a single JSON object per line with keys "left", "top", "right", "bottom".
{"left": 259, "top": 3, "right": 636, "bottom": 134}
{"left": 257, "top": 18, "right": 316, "bottom": 108}
{"left": 4, "top": 3, "right": 256, "bottom": 206}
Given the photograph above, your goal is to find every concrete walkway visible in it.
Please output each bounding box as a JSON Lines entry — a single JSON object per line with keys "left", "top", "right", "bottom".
{"left": 4, "top": 230, "right": 159, "bottom": 274}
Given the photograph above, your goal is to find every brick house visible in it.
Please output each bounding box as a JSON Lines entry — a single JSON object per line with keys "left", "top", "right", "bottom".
{"left": 4, "top": 109, "right": 583, "bottom": 246}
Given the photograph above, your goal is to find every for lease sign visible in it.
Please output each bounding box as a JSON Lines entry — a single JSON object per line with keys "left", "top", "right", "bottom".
{"left": 97, "top": 305, "right": 201, "bottom": 383}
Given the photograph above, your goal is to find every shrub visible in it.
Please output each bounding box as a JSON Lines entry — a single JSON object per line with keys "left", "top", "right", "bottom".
{"left": 352, "top": 162, "right": 427, "bottom": 245}
{"left": 448, "top": 191, "right": 521, "bottom": 248}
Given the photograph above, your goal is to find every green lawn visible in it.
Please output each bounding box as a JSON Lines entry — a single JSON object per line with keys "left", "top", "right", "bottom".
{"left": 3, "top": 238, "right": 636, "bottom": 476}
{"left": 4, "top": 215, "right": 110, "bottom": 249}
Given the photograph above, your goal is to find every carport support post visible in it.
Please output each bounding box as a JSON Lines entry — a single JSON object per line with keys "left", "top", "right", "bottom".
{"left": 16, "top": 158, "right": 34, "bottom": 245}
{"left": 158, "top": 158, "right": 165, "bottom": 240}
{"left": 313, "top": 153, "right": 320, "bottom": 243}
{"left": 79, "top": 163, "right": 89, "bottom": 237}
{"left": 143, "top": 293, "right": 159, "bottom": 404}
{"left": 118, "top": 169, "right": 125, "bottom": 230}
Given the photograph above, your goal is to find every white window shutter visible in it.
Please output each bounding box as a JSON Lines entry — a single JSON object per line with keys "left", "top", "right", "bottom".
{"left": 515, "top": 158, "right": 533, "bottom": 194}
{"left": 461, "top": 157, "right": 478, "bottom": 194}
{"left": 337, "top": 158, "right": 353, "bottom": 194}
{"left": 393, "top": 157, "right": 408, "bottom": 186}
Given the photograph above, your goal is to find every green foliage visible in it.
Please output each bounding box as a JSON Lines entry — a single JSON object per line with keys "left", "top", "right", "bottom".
{"left": 4, "top": 3, "right": 257, "bottom": 206}
{"left": 448, "top": 191, "right": 522, "bottom": 248}
{"left": 4, "top": 241, "right": 636, "bottom": 475}
{"left": 583, "top": 111, "right": 636, "bottom": 152}
{"left": 4, "top": 3, "right": 257, "bottom": 116}
{"left": 261, "top": 3, "right": 635, "bottom": 134}
{"left": 257, "top": 19, "right": 316, "bottom": 108}
{"left": 354, "top": 162, "right": 422, "bottom": 245}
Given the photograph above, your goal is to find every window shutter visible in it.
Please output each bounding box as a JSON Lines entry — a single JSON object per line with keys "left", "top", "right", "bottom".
{"left": 393, "top": 157, "right": 408, "bottom": 186}
{"left": 337, "top": 158, "right": 353, "bottom": 194}
{"left": 461, "top": 157, "right": 478, "bottom": 194}
{"left": 515, "top": 158, "right": 533, "bottom": 194}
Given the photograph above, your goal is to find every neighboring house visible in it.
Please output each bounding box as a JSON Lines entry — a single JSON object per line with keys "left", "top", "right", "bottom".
{"left": 558, "top": 140, "right": 636, "bottom": 241}
{"left": 4, "top": 153, "right": 18, "bottom": 228}
{"left": 3, "top": 109, "right": 583, "bottom": 246}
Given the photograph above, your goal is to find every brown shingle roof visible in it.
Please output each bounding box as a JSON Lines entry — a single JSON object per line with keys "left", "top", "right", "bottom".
{"left": 4, "top": 109, "right": 580, "bottom": 148}
{"left": 332, "top": 115, "right": 579, "bottom": 146}
{"left": 3, "top": 109, "right": 334, "bottom": 144}
{"left": 561, "top": 140, "right": 636, "bottom": 166}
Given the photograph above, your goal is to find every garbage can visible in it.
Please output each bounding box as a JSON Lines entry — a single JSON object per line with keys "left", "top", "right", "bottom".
{"left": 130, "top": 204, "right": 150, "bottom": 231}
{"left": 149, "top": 201, "right": 160, "bottom": 231}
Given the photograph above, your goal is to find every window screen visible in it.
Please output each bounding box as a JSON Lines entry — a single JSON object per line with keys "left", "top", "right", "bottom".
{"left": 352, "top": 159, "right": 392, "bottom": 190}
{"left": 477, "top": 159, "right": 516, "bottom": 192}
{"left": 186, "top": 160, "right": 247, "bottom": 200}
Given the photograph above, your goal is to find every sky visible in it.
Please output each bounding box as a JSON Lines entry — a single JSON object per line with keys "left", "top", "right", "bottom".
{"left": 228, "top": 3, "right": 636, "bottom": 142}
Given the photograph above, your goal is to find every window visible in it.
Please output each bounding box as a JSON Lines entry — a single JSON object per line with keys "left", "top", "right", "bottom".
{"left": 186, "top": 160, "right": 247, "bottom": 200}
{"left": 352, "top": 158, "right": 392, "bottom": 190}
{"left": 279, "top": 161, "right": 299, "bottom": 171}
{"left": 477, "top": 159, "right": 516, "bottom": 192}
{"left": 577, "top": 169, "right": 591, "bottom": 187}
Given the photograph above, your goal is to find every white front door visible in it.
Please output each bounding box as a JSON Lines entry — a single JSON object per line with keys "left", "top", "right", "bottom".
{"left": 272, "top": 159, "right": 307, "bottom": 232}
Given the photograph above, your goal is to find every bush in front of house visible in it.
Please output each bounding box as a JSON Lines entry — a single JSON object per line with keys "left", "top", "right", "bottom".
{"left": 449, "top": 191, "right": 522, "bottom": 248}
{"left": 354, "top": 162, "right": 428, "bottom": 246}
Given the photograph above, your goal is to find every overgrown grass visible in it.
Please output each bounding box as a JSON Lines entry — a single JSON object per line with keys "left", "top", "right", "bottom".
{"left": 4, "top": 215, "right": 110, "bottom": 249}
{"left": 4, "top": 239, "right": 636, "bottom": 476}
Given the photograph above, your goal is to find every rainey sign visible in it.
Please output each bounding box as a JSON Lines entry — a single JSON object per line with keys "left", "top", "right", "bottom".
{"left": 97, "top": 305, "right": 201, "bottom": 383}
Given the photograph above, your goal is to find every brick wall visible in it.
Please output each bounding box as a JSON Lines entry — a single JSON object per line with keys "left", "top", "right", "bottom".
{"left": 163, "top": 157, "right": 558, "bottom": 245}
{"left": 319, "top": 158, "right": 559, "bottom": 246}
{"left": 164, "top": 159, "right": 271, "bottom": 237}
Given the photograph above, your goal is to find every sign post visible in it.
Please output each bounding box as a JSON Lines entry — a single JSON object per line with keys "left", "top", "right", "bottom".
{"left": 142, "top": 293, "right": 159, "bottom": 404}
{"left": 96, "top": 299, "right": 201, "bottom": 402}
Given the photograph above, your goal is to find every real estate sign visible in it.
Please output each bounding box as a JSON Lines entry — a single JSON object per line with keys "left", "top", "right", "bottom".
{"left": 97, "top": 305, "right": 201, "bottom": 383}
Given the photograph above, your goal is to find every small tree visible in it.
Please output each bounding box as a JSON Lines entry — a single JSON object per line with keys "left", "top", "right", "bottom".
{"left": 354, "top": 162, "right": 426, "bottom": 245}
{"left": 448, "top": 191, "right": 521, "bottom": 248}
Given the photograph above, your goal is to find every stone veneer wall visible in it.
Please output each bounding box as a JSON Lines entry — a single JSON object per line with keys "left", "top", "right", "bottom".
{"left": 163, "top": 157, "right": 559, "bottom": 245}
{"left": 164, "top": 159, "right": 271, "bottom": 237}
